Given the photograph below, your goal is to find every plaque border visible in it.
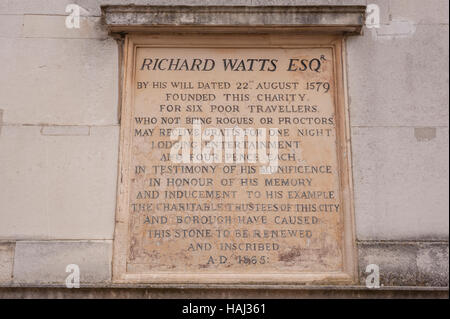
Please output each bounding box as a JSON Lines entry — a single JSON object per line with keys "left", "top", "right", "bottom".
{"left": 112, "top": 33, "right": 357, "bottom": 285}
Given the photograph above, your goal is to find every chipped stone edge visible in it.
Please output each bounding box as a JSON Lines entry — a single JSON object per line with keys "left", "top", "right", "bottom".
{"left": 101, "top": 5, "right": 366, "bottom": 35}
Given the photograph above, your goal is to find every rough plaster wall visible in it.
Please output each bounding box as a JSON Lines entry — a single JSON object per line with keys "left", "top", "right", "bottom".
{"left": 0, "top": 0, "right": 448, "bottom": 286}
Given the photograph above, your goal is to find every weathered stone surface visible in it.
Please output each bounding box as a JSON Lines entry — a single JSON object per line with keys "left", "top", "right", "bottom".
{"left": 22, "top": 15, "right": 107, "bottom": 39}
{"left": 389, "top": 0, "right": 449, "bottom": 25}
{"left": 0, "top": 1, "right": 253, "bottom": 16}
{"left": 358, "top": 241, "right": 449, "bottom": 287}
{"left": 0, "top": 0, "right": 448, "bottom": 291}
{"left": 347, "top": 24, "right": 449, "bottom": 127}
{"left": 0, "top": 125, "right": 119, "bottom": 240}
{"left": 352, "top": 126, "right": 449, "bottom": 240}
{"left": 0, "top": 243, "right": 14, "bottom": 284}
{"left": 102, "top": 5, "right": 366, "bottom": 34}
{"left": 113, "top": 34, "right": 356, "bottom": 284}
{"left": 364, "top": 0, "right": 449, "bottom": 27}
{"left": 0, "top": 38, "right": 118, "bottom": 125}
{"left": 0, "top": 284, "right": 447, "bottom": 298}
{"left": 40, "top": 125, "right": 90, "bottom": 136}
{"left": 13, "top": 241, "right": 112, "bottom": 284}
{"left": 252, "top": 0, "right": 365, "bottom": 4}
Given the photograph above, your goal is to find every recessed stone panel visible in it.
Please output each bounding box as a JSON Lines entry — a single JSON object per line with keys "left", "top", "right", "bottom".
{"left": 113, "top": 34, "right": 356, "bottom": 284}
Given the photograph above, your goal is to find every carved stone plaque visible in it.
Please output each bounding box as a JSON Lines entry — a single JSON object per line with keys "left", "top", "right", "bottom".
{"left": 113, "top": 34, "right": 356, "bottom": 284}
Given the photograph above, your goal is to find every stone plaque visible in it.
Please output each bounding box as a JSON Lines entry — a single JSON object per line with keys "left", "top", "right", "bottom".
{"left": 113, "top": 34, "right": 356, "bottom": 284}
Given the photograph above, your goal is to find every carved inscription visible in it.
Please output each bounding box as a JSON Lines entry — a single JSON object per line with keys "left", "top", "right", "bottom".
{"left": 122, "top": 46, "right": 347, "bottom": 275}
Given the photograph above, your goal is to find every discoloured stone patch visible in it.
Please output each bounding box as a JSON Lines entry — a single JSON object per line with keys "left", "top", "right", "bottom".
{"left": 13, "top": 241, "right": 112, "bottom": 285}
{"left": 352, "top": 126, "right": 449, "bottom": 240}
{"left": 414, "top": 127, "right": 436, "bottom": 142}
{"left": 0, "top": 109, "right": 3, "bottom": 136}
{"left": 0, "top": 242, "right": 15, "bottom": 284}
{"left": 358, "top": 241, "right": 449, "bottom": 287}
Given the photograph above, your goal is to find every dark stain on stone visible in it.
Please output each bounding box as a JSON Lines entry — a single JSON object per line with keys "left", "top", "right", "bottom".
{"left": 414, "top": 127, "right": 436, "bottom": 142}
{"left": 0, "top": 109, "right": 3, "bottom": 136}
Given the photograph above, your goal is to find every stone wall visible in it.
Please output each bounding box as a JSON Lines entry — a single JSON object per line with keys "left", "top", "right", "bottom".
{"left": 0, "top": 0, "right": 448, "bottom": 294}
